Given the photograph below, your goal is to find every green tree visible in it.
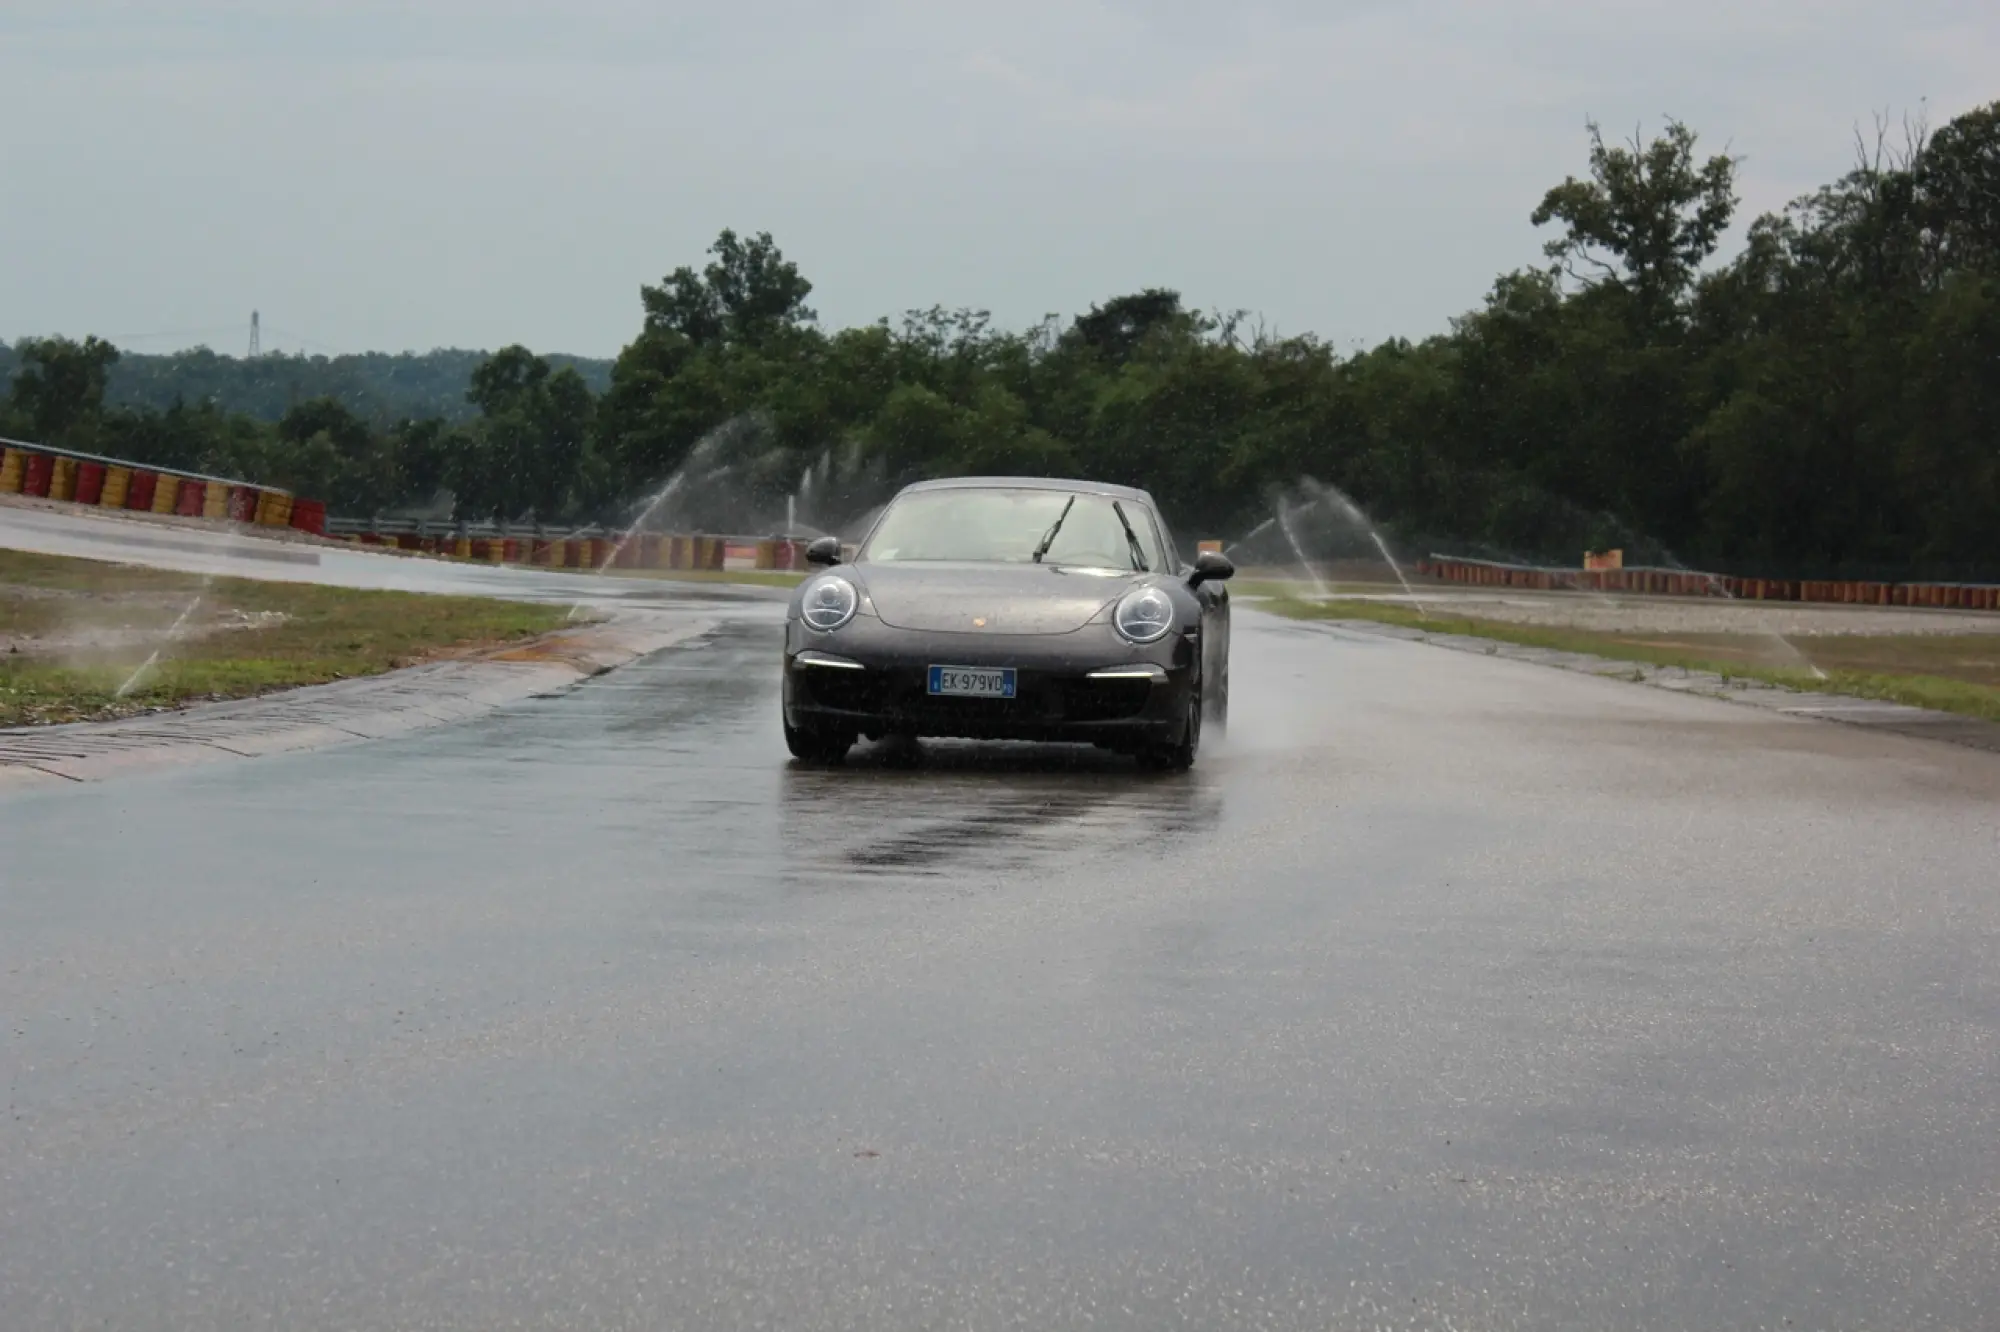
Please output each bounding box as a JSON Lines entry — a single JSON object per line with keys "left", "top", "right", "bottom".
{"left": 8, "top": 102, "right": 1997, "bottom": 578}
{"left": 1532, "top": 121, "right": 1738, "bottom": 320}
{"left": 1065, "top": 289, "right": 1194, "bottom": 365}
{"left": 641, "top": 229, "right": 816, "bottom": 350}
{"left": 459, "top": 346, "right": 595, "bottom": 520}
{"left": 1918, "top": 103, "right": 2000, "bottom": 274}
{"left": 9, "top": 335, "right": 122, "bottom": 444}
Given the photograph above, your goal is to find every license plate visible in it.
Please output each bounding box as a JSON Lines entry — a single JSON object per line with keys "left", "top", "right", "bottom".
{"left": 927, "top": 665, "right": 1016, "bottom": 699}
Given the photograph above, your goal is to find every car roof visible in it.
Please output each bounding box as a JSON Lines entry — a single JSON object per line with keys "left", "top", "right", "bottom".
{"left": 894, "top": 476, "right": 1158, "bottom": 506}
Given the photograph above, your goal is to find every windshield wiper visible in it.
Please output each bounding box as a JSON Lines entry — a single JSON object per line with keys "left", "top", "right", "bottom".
{"left": 1030, "top": 495, "right": 1076, "bottom": 564}
{"left": 1112, "top": 501, "right": 1150, "bottom": 571}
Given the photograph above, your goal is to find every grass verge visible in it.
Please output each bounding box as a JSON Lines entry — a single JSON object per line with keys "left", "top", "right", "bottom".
{"left": 1, "top": 549, "right": 570, "bottom": 726}
{"left": 1250, "top": 593, "right": 2000, "bottom": 724}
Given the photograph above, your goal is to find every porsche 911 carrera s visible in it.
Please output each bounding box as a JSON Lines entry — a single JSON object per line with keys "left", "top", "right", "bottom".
{"left": 781, "top": 477, "right": 1232, "bottom": 768}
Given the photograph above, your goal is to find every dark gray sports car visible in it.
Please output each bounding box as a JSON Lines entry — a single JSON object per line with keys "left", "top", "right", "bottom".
{"left": 781, "top": 476, "right": 1232, "bottom": 768}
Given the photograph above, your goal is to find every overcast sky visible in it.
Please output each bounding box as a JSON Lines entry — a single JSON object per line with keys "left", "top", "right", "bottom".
{"left": 2, "top": 1, "right": 1992, "bottom": 359}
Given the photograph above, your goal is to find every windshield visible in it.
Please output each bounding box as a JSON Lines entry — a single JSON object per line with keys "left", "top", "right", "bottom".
{"left": 861, "top": 488, "right": 1163, "bottom": 570}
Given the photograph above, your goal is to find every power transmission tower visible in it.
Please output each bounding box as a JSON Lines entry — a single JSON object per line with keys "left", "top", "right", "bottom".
{"left": 249, "top": 310, "right": 261, "bottom": 358}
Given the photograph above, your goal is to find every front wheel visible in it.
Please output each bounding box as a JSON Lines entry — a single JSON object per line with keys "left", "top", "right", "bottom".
{"left": 1138, "top": 676, "right": 1201, "bottom": 772}
{"left": 1205, "top": 655, "right": 1229, "bottom": 734}
{"left": 784, "top": 716, "right": 853, "bottom": 765}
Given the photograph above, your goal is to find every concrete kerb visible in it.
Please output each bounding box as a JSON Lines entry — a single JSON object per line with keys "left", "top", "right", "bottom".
{"left": 1297, "top": 616, "right": 2000, "bottom": 756}
{"left": 0, "top": 613, "right": 714, "bottom": 789}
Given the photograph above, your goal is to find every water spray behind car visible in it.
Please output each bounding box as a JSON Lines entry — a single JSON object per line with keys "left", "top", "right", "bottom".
{"left": 1230, "top": 478, "right": 1428, "bottom": 619}
{"left": 1301, "top": 478, "right": 1428, "bottom": 619}
{"left": 570, "top": 419, "right": 906, "bottom": 624}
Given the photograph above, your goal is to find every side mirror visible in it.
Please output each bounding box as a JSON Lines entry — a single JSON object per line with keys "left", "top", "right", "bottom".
{"left": 1188, "top": 550, "right": 1234, "bottom": 587}
{"left": 805, "top": 535, "right": 843, "bottom": 567}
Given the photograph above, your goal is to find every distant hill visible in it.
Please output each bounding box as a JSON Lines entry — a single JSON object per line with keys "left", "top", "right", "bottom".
{"left": 2, "top": 343, "right": 615, "bottom": 426}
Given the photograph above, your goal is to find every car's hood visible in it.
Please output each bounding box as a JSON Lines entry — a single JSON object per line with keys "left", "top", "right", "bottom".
{"left": 856, "top": 562, "right": 1142, "bottom": 635}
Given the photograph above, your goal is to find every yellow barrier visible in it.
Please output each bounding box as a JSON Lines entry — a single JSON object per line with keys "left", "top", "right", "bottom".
{"left": 204, "top": 480, "right": 229, "bottom": 519}
{"left": 255, "top": 490, "right": 294, "bottom": 527}
{"left": 49, "top": 455, "right": 78, "bottom": 502}
{"left": 101, "top": 465, "right": 130, "bottom": 509}
{"left": 151, "top": 473, "right": 181, "bottom": 514}
{"left": 0, "top": 448, "right": 24, "bottom": 494}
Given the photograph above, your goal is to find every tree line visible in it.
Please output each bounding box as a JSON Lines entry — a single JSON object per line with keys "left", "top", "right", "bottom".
{"left": 4, "top": 99, "right": 1996, "bottom": 576}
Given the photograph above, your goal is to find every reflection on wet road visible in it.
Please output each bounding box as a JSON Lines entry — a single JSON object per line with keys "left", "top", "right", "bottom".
{"left": 4, "top": 605, "right": 2000, "bottom": 1330}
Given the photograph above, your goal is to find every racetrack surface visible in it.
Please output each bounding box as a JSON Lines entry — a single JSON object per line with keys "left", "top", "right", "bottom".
{"left": 4, "top": 576, "right": 1999, "bottom": 1327}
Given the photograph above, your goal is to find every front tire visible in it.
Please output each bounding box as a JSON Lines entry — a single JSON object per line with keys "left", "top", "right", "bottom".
{"left": 1205, "top": 653, "right": 1229, "bottom": 734}
{"left": 1138, "top": 675, "right": 1201, "bottom": 772}
{"left": 784, "top": 716, "right": 853, "bottom": 765}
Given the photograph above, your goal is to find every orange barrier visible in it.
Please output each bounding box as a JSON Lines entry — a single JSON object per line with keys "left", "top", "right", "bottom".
{"left": 1419, "top": 556, "right": 1998, "bottom": 614}
{"left": 330, "top": 523, "right": 821, "bottom": 578}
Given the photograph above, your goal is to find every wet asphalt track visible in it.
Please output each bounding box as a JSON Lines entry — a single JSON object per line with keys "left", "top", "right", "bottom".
{"left": 5, "top": 572, "right": 2000, "bottom": 1330}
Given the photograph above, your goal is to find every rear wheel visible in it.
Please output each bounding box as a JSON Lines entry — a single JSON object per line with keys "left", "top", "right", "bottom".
{"left": 784, "top": 716, "right": 854, "bottom": 765}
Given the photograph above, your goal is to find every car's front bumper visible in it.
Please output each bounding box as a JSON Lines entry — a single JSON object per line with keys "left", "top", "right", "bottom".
{"left": 782, "top": 616, "right": 1194, "bottom": 746}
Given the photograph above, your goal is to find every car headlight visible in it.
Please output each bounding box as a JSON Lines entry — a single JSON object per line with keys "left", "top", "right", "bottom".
{"left": 1113, "top": 586, "right": 1176, "bottom": 643}
{"left": 800, "top": 575, "right": 858, "bottom": 631}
